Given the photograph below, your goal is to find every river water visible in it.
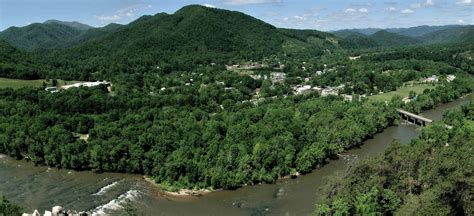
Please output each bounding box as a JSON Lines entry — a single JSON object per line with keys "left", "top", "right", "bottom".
{"left": 1, "top": 95, "right": 472, "bottom": 216}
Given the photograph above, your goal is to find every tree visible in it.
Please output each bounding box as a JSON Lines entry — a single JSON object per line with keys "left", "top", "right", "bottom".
{"left": 332, "top": 198, "right": 350, "bottom": 216}
{"left": 355, "top": 187, "right": 381, "bottom": 215}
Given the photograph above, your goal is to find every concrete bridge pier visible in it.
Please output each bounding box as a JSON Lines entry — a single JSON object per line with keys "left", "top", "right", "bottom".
{"left": 398, "top": 109, "right": 432, "bottom": 127}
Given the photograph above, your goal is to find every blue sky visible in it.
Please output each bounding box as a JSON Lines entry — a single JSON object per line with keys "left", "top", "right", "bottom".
{"left": 0, "top": 0, "right": 472, "bottom": 31}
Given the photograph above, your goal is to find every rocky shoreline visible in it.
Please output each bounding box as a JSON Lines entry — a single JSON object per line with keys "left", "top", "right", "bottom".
{"left": 22, "top": 206, "right": 89, "bottom": 216}
{"left": 143, "top": 176, "right": 214, "bottom": 197}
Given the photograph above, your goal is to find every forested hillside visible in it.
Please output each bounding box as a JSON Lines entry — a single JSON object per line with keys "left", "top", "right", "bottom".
{"left": 0, "top": 41, "right": 42, "bottom": 79}
{"left": 369, "top": 30, "right": 420, "bottom": 47}
{"left": 0, "top": 22, "right": 85, "bottom": 51}
{"left": 315, "top": 103, "right": 474, "bottom": 215}
{"left": 419, "top": 25, "right": 474, "bottom": 44}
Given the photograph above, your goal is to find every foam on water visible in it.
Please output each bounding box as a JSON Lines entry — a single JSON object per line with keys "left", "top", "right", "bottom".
{"left": 92, "top": 180, "right": 121, "bottom": 196}
{"left": 91, "top": 189, "right": 140, "bottom": 215}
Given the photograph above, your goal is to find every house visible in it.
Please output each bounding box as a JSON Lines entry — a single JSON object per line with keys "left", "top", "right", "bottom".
{"left": 294, "top": 85, "right": 313, "bottom": 95}
{"left": 446, "top": 74, "right": 456, "bottom": 82}
{"left": 312, "top": 86, "right": 323, "bottom": 94}
{"left": 270, "top": 72, "right": 286, "bottom": 83}
{"left": 321, "top": 88, "right": 338, "bottom": 96}
{"left": 424, "top": 75, "right": 439, "bottom": 83}
{"left": 349, "top": 56, "right": 361, "bottom": 60}
{"left": 342, "top": 94, "right": 353, "bottom": 102}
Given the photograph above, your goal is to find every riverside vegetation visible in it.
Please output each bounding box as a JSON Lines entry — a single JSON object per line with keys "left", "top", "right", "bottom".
{"left": 314, "top": 103, "right": 474, "bottom": 215}
{"left": 0, "top": 5, "right": 473, "bottom": 195}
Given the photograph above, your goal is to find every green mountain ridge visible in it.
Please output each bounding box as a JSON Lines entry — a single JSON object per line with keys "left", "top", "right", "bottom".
{"left": 418, "top": 25, "right": 474, "bottom": 44}
{"left": 0, "top": 20, "right": 115, "bottom": 51}
{"left": 0, "top": 23, "right": 84, "bottom": 51}
{"left": 369, "top": 30, "right": 420, "bottom": 47}
{"left": 47, "top": 5, "right": 336, "bottom": 75}
{"left": 44, "top": 19, "right": 93, "bottom": 31}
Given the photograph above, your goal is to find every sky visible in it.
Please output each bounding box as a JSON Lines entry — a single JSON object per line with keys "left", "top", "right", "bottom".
{"left": 0, "top": 0, "right": 473, "bottom": 31}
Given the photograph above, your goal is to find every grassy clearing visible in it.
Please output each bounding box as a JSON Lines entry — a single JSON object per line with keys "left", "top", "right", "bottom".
{"left": 0, "top": 78, "right": 82, "bottom": 89}
{"left": 369, "top": 84, "right": 437, "bottom": 102}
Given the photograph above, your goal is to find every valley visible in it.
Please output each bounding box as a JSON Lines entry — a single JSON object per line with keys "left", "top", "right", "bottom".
{"left": 0, "top": 3, "right": 473, "bottom": 216}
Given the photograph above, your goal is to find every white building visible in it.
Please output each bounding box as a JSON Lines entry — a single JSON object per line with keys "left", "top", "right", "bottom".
{"left": 61, "top": 81, "right": 110, "bottom": 90}
{"left": 295, "top": 85, "right": 313, "bottom": 95}
{"left": 321, "top": 88, "right": 338, "bottom": 97}
{"left": 270, "top": 72, "right": 286, "bottom": 83}
{"left": 446, "top": 74, "right": 456, "bottom": 82}
{"left": 424, "top": 75, "right": 439, "bottom": 83}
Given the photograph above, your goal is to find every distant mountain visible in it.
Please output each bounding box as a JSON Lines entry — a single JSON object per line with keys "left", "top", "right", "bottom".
{"left": 339, "top": 34, "right": 379, "bottom": 49}
{"left": 331, "top": 29, "right": 367, "bottom": 38}
{"left": 333, "top": 25, "right": 465, "bottom": 37}
{"left": 391, "top": 25, "right": 462, "bottom": 37}
{"left": 71, "top": 23, "right": 123, "bottom": 44}
{"left": 53, "top": 5, "right": 337, "bottom": 71}
{"left": 0, "top": 22, "right": 84, "bottom": 51}
{"left": 334, "top": 29, "right": 420, "bottom": 49}
{"left": 44, "top": 19, "right": 93, "bottom": 31}
{"left": 333, "top": 25, "right": 472, "bottom": 46}
{"left": 369, "top": 30, "right": 420, "bottom": 47}
{"left": 0, "top": 21, "right": 125, "bottom": 51}
{"left": 418, "top": 25, "right": 474, "bottom": 44}
{"left": 337, "top": 28, "right": 382, "bottom": 36}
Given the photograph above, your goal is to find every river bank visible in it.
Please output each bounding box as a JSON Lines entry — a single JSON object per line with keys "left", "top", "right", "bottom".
{"left": 143, "top": 176, "right": 215, "bottom": 197}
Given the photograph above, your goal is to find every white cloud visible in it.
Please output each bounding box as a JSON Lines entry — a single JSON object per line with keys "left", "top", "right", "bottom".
{"left": 345, "top": 8, "right": 368, "bottom": 14}
{"left": 94, "top": 3, "right": 152, "bottom": 24}
{"left": 401, "top": 9, "right": 415, "bottom": 14}
{"left": 456, "top": 0, "right": 472, "bottom": 5}
{"left": 411, "top": 0, "right": 435, "bottom": 8}
{"left": 345, "top": 8, "right": 357, "bottom": 13}
{"left": 359, "top": 8, "right": 368, "bottom": 13}
{"left": 221, "top": 0, "right": 281, "bottom": 5}
{"left": 202, "top": 4, "right": 216, "bottom": 8}
{"left": 293, "top": 15, "right": 306, "bottom": 20}
{"left": 458, "top": 19, "right": 465, "bottom": 23}
{"left": 94, "top": 14, "right": 122, "bottom": 22}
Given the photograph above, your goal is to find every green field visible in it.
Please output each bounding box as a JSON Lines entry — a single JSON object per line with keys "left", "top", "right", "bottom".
{"left": 0, "top": 78, "right": 81, "bottom": 89}
{"left": 369, "top": 84, "right": 437, "bottom": 102}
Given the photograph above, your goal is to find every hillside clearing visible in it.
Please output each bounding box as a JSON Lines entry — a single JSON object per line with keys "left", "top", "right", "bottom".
{"left": 369, "top": 84, "right": 437, "bottom": 102}
{"left": 0, "top": 78, "right": 82, "bottom": 89}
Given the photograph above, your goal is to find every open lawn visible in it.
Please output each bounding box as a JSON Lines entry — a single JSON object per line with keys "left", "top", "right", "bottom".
{"left": 369, "top": 84, "right": 437, "bottom": 102}
{"left": 0, "top": 78, "right": 82, "bottom": 89}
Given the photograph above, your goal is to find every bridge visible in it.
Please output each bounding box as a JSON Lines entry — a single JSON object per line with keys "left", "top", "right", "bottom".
{"left": 397, "top": 109, "right": 433, "bottom": 126}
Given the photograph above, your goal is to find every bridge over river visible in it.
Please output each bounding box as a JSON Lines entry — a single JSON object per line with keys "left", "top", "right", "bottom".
{"left": 397, "top": 109, "right": 433, "bottom": 126}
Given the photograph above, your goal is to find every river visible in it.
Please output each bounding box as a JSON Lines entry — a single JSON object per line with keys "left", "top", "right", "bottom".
{"left": 1, "top": 94, "right": 472, "bottom": 216}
